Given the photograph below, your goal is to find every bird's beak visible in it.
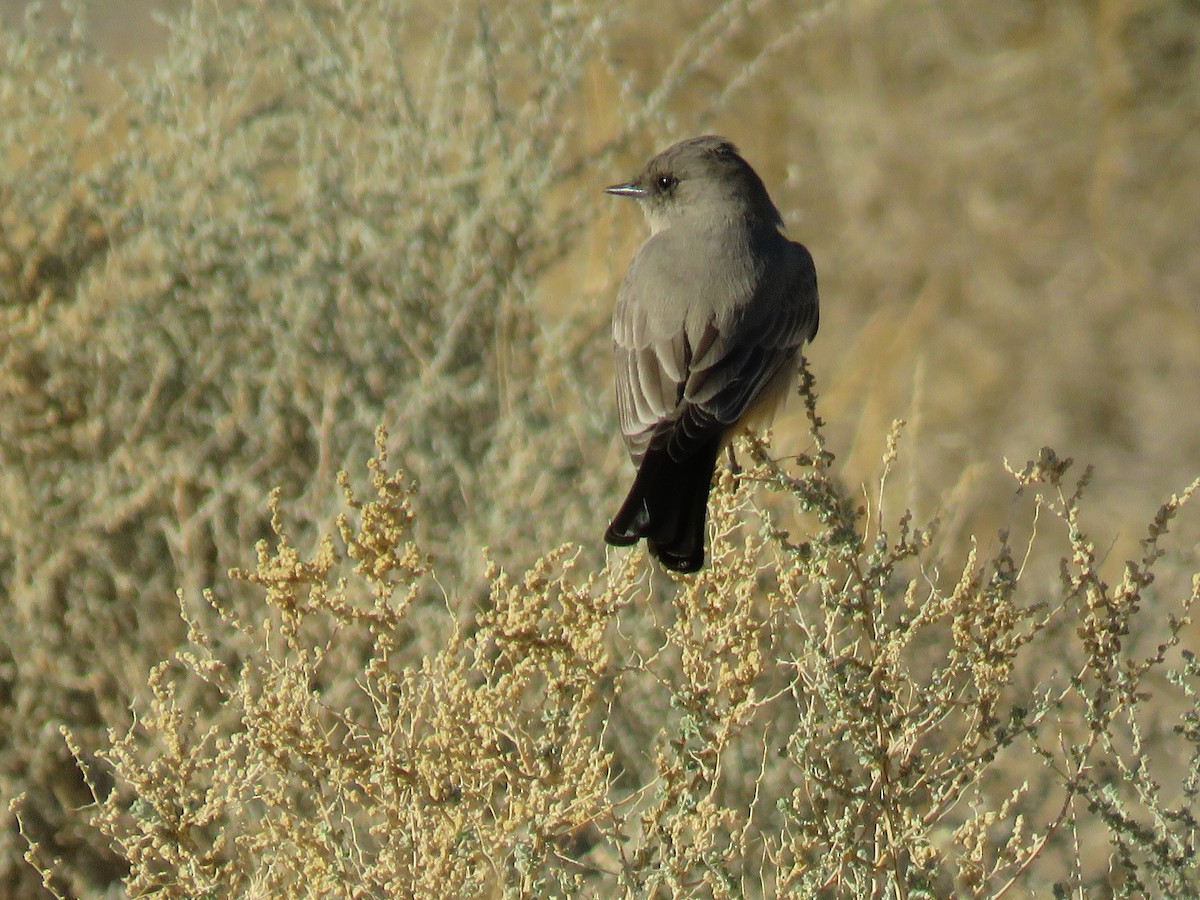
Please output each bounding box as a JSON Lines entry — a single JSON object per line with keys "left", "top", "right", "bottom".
{"left": 604, "top": 181, "right": 648, "bottom": 198}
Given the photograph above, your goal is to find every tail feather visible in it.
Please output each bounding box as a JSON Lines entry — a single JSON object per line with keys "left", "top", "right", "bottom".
{"left": 605, "top": 437, "right": 723, "bottom": 573}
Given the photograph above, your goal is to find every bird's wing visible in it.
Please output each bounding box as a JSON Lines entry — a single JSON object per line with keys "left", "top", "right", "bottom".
{"left": 614, "top": 237, "right": 818, "bottom": 464}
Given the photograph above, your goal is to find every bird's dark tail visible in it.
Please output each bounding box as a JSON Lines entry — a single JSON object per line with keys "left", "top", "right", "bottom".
{"left": 605, "top": 437, "right": 723, "bottom": 573}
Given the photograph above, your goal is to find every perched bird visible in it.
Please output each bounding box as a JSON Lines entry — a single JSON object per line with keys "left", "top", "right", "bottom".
{"left": 603, "top": 136, "right": 819, "bottom": 573}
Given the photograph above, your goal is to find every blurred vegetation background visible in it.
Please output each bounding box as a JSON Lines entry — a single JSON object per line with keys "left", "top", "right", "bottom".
{"left": 1, "top": 0, "right": 1198, "bottom": 895}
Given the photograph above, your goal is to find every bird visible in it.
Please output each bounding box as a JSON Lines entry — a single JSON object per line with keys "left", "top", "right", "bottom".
{"left": 602, "top": 136, "right": 819, "bottom": 573}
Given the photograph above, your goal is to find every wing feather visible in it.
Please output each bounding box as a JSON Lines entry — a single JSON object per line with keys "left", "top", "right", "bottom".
{"left": 614, "top": 232, "right": 818, "bottom": 464}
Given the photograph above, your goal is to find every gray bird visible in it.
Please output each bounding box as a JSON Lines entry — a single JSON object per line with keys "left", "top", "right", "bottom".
{"left": 603, "top": 136, "right": 819, "bottom": 573}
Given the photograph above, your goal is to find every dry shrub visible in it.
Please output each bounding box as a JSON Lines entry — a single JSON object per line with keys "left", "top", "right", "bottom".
{"left": 14, "top": 373, "right": 1198, "bottom": 897}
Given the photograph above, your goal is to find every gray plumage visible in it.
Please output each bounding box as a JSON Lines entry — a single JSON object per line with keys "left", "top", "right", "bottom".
{"left": 603, "top": 136, "right": 819, "bottom": 573}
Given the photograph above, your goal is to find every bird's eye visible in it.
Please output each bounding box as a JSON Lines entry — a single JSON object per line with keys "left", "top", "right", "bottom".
{"left": 656, "top": 174, "right": 677, "bottom": 191}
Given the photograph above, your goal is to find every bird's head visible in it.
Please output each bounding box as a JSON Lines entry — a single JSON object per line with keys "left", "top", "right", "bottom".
{"left": 604, "top": 135, "right": 783, "bottom": 234}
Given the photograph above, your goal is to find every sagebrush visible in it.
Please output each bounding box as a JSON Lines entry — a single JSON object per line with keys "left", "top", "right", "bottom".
{"left": 23, "top": 375, "right": 1200, "bottom": 897}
